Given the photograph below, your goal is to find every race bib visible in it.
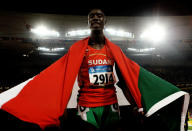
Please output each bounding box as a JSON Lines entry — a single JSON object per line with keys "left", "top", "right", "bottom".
{"left": 88, "top": 65, "right": 116, "bottom": 86}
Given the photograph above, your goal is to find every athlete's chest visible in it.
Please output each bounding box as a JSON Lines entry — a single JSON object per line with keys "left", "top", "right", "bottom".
{"left": 84, "top": 45, "right": 116, "bottom": 85}
{"left": 85, "top": 45, "right": 114, "bottom": 66}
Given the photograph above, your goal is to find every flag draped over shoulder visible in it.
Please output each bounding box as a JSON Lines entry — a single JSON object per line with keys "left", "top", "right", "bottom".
{"left": 0, "top": 37, "right": 190, "bottom": 131}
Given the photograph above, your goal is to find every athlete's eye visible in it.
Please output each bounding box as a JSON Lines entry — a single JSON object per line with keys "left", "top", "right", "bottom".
{"left": 89, "top": 14, "right": 94, "bottom": 18}
{"left": 97, "top": 14, "right": 101, "bottom": 17}
{"left": 89, "top": 13, "right": 103, "bottom": 19}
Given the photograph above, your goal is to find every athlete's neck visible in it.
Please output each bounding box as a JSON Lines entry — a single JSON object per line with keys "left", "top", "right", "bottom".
{"left": 89, "top": 30, "right": 105, "bottom": 49}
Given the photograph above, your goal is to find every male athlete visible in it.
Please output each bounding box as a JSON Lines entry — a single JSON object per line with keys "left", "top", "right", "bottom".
{"left": 76, "top": 9, "right": 126, "bottom": 131}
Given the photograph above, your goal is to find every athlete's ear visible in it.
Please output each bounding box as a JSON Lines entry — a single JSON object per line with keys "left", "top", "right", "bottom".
{"left": 88, "top": 19, "right": 90, "bottom": 26}
{"left": 88, "top": 16, "right": 90, "bottom": 25}
{"left": 88, "top": 14, "right": 91, "bottom": 26}
{"left": 88, "top": 19, "right": 91, "bottom": 28}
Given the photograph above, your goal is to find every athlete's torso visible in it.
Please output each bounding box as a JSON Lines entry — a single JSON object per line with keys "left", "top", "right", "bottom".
{"left": 77, "top": 45, "right": 118, "bottom": 107}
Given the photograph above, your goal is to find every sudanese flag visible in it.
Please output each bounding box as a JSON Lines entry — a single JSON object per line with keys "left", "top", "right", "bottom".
{"left": 0, "top": 37, "right": 190, "bottom": 131}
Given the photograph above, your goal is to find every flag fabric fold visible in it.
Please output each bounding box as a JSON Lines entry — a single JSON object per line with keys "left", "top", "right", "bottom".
{"left": 0, "top": 37, "right": 190, "bottom": 131}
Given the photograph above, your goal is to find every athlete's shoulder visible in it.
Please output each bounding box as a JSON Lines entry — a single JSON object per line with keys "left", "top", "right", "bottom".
{"left": 71, "top": 37, "right": 89, "bottom": 47}
{"left": 106, "top": 38, "right": 121, "bottom": 50}
{"left": 69, "top": 37, "right": 89, "bottom": 50}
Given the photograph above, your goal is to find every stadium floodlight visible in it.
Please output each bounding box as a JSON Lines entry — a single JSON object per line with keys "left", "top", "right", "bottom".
{"left": 66, "top": 29, "right": 90, "bottom": 37}
{"left": 140, "top": 23, "right": 166, "bottom": 43}
{"left": 65, "top": 28, "right": 134, "bottom": 38}
{"left": 127, "top": 48, "right": 138, "bottom": 52}
{"left": 51, "top": 47, "right": 65, "bottom": 52}
{"left": 40, "top": 53, "right": 60, "bottom": 56}
{"left": 37, "top": 47, "right": 65, "bottom": 52}
{"left": 127, "top": 47, "right": 155, "bottom": 52}
{"left": 37, "top": 47, "right": 50, "bottom": 52}
{"left": 31, "top": 26, "right": 60, "bottom": 37}
{"left": 139, "top": 48, "right": 155, "bottom": 52}
{"left": 105, "top": 28, "right": 134, "bottom": 38}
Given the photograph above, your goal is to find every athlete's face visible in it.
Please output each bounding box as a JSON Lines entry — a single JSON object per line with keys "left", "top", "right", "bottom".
{"left": 88, "top": 9, "right": 106, "bottom": 31}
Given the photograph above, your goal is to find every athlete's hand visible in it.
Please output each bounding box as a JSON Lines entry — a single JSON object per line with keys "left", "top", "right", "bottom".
{"left": 132, "top": 107, "right": 145, "bottom": 124}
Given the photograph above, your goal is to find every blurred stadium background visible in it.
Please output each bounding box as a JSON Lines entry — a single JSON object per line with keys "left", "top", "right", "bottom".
{"left": 0, "top": 1, "right": 192, "bottom": 130}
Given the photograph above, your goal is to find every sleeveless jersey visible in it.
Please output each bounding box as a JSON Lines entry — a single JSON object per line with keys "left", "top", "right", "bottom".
{"left": 77, "top": 45, "right": 118, "bottom": 107}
